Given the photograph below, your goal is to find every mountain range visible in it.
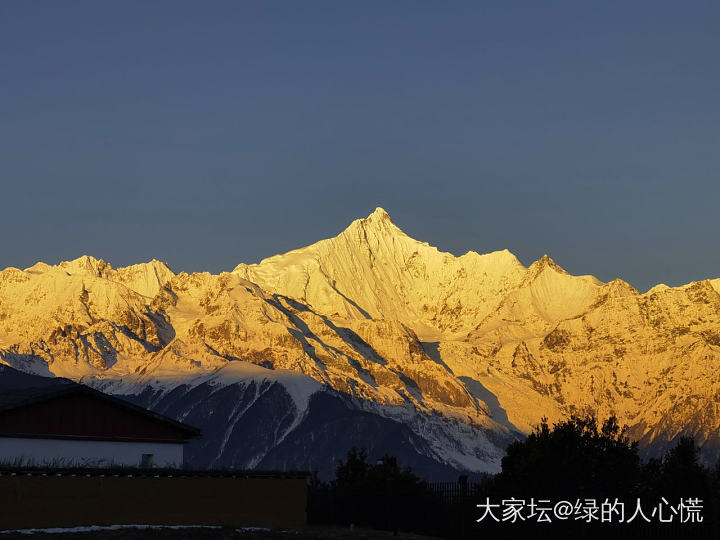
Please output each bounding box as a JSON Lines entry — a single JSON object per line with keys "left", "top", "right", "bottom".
{"left": 1, "top": 207, "right": 719, "bottom": 478}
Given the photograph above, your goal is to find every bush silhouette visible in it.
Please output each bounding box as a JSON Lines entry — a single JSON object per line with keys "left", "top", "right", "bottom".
{"left": 328, "top": 447, "right": 437, "bottom": 532}
{"left": 495, "top": 415, "right": 640, "bottom": 499}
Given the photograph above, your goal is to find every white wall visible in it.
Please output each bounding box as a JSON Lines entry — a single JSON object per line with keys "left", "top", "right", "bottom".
{"left": 0, "top": 437, "right": 183, "bottom": 468}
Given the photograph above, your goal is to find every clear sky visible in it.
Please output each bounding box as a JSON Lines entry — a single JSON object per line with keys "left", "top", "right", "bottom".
{"left": 1, "top": 1, "right": 718, "bottom": 291}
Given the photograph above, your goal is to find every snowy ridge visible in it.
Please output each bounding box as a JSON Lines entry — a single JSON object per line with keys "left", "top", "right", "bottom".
{"left": 2, "top": 208, "right": 720, "bottom": 474}
{"left": 189, "top": 362, "right": 322, "bottom": 412}
{"left": 234, "top": 207, "right": 528, "bottom": 339}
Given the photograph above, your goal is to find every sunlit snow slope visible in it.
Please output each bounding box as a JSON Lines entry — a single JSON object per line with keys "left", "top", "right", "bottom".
{"left": 2, "top": 208, "right": 720, "bottom": 476}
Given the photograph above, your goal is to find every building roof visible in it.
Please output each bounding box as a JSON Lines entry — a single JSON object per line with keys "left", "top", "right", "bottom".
{"left": 0, "top": 384, "right": 74, "bottom": 411}
{"left": 0, "top": 383, "right": 201, "bottom": 442}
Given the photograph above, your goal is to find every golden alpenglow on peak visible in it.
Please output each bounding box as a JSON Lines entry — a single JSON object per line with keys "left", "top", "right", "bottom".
{"left": 58, "top": 254, "right": 111, "bottom": 277}
{"left": 234, "top": 208, "right": 529, "bottom": 339}
{"left": 531, "top": 254, "right": 568, "bottom": 274}
{"left": 369, "top": 206, "right": 392, "bottom": 220}
{"left": 2, "top": 208, "right": 720, "bottom": 478}
{"left": 341, "top": 206, "right": 405, "bottom": 240}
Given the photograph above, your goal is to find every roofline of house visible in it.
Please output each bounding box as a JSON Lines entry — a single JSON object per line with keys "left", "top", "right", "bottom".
{"left": 0, "top": 433, "right": 195, "bottom": 444}
{"left": 0, "top": 384, "right": 202, "bottom": 439}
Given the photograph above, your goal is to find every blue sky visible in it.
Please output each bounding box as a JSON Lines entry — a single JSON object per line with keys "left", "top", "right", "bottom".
{"left": 1, "top": 1, "right": 718, "bottom": 290}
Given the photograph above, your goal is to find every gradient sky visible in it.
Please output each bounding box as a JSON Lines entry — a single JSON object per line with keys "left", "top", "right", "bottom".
{"left": 1, "top": 1, "right": 718, "bottom": 291}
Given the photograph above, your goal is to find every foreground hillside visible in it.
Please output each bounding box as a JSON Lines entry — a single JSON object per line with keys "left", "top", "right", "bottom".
{"left": 1, "top": 208, "right": 719, "bottom": 476}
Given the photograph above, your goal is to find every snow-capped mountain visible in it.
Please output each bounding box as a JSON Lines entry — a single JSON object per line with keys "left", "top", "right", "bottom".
{"left": 1, "top": 208, "right": 719, "bottom": 477}
{"left": 235, "top": 208, "right": 527, "bottom": 340}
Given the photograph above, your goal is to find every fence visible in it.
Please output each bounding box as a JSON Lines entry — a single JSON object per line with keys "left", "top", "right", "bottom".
{"left": 0, "top": 469, "right": 308, "bottom": 530}
{"left": 427, "top": 481, "right": 478, "bottom": 504}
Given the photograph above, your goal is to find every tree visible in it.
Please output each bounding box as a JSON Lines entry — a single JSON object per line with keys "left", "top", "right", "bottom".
{"left": 496, "top": 415, "right": 640, "bottom": 499}
{"left": 335, "top": 447, "right": 370, "bottom": 488}
{"left": 330, "top": 448, "right": 434, "bottom": 533}
{"left": 654, "top": 436, "right": 709, "bottom": 499}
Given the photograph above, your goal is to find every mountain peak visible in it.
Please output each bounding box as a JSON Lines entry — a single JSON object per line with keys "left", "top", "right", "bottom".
{"left": 605, "top": 278, "right": 639, "bottom": 296}
{"left": 59, "top": 255, "right": 111, "bottom": 277}
{"left": 524, "top": 254, "right": 568, "bottom": 279}
{"left": 342, "top": 207, "right": 405, "bottom": 239}
{"left": 645, "top": 283, "right": 670, "bottom": 295}
{"left": 370, "top": 206, "right": 391, "bottom": 220}
{"left": 364, "top": 206, "right": 396, "bottom": 228}
{"left": 117, "top": 258, "right": 173, "bottom": 273}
